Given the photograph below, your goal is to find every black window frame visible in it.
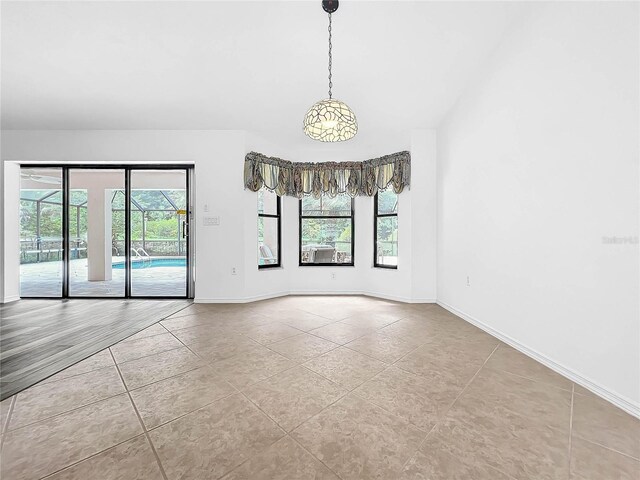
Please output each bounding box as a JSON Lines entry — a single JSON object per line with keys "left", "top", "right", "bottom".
{"left": 374, "top": 191, "right": 398, "bottom": 269}
{"left": 258, "top": 190, "right": 282, "bottom": 269}
{"left": 299, "top": 196, "right": 355, "bottom": 267}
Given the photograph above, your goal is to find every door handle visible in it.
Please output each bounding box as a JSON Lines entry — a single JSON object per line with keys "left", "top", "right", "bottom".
{"left": 182, "top": 221, "right": 188, "bottom": 239}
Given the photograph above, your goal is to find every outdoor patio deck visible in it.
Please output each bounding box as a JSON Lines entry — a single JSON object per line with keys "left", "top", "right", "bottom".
{"left": 20, "top": 258, "right": 187, "bottom": 297}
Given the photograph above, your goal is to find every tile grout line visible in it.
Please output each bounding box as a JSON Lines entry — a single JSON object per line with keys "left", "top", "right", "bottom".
{"left": 568, "top": 383, "right": 574, "bottom": 479}
{"left": 339, "top": 333, "right": 428, "bottom": 365}
{"left": 124, "top": 363, "right": 205, "bottom": 394}
{"left": 111, "top": 344, "right": 185, "bottom": 365}
{"left": 164, "top": 308, "right": 384, "bottom": 378}
{"left": 571, "top": 433, "right": 640, "bottom": 462}
{"left": 238, "top": 390, "right": 290, "bottom": 434}
{"left": 118, "top": 330, "right": 174, "bottom": 345}
{"left": 214, "top": 392, "right": 296, "bottom": 478}
{"left": 124, "top": 305, "right": 538, "bottom": 477}
{"left": 299, "top": 315, "right": 411, "bottom": 346}
{"left": 165, "top": 307, "right": 415, "bottom": 368}
{"left": 0, "top": 395, "right": 17, "bottom": 450}
{"left": 108, "top": 348, "right": 170, "bottom": 480}
{"left": 235, "top": 389, "right": 348, "bottom": 479}
{"left": 4, "top": 390, "right": 129, "bottom": 434}
{"left": 159, "top": 314, "right": 298, "bottom": 388}
{"left": 155, "top": 326, "right": 206, "bottom": 360}
{"left": 17, "top": 339, "right": 205, "bottom": 400}
{"left": 161, "top": 302, "right": 197, "bottom": 318}
{"left": 237, "top": 353, "right": 439, "bottom": 478}
{"left": 217, "top": 316, "right": 464, "bottom": 438}
{"left": 18, "top": 335, "right": 201, "bottom": 477}
{"left": 241, "top": 374, "right": 351, "bottom": 435}
{"left": 258, "top": 337, "right": 343, "bottom": 365}
{"left": 442, "top": 342, "right": 500, "bottom": 420}
{"left": 0, "top": 319, "right": 184, "bottom": 393}
{"left": 486, "top": 366, "right": 573, "bottom": 393}
{"left": 399, "top": 342, "right": 501, "bottom": 473}
{"left": 348, "top": 385, "right": 432, "bottom": 434}
{"left": 281, "top": 380, "right": 435, "bottom": 480}
{"left": 214, "top": 338, "right": 368, "bottom": 480}
{"left": 286, "top": 432, "right": 346, "bottom": 480}
{"left": 37, "top": 433, "right": 151, "bottom": 479}
{"left": 4, "top": 346, "right": 421, "bottom": 458}
{"left": 142, "top": 388, "right": 241, "bottom": 433}
{"left": 22, "top": 361, "right": 123, "bottom": 389}
{"left": 298, "top": 356, "right": 387, "bottom": 393}
{"left": 390, "top": 333, "right": 434, "bottom": 365}
{"left": 111, "top": 323, "right": 251, "bottom": 434}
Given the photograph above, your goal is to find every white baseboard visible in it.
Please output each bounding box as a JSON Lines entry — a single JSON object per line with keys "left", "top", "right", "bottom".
{"left": 195, "top": 291, "right": 290, "bottom": 303}
{"left": 1, "top": 295, "right": 20, "bottom": 304}
{"left": 289, "top": 290, "right": 364, "bottom": 296}
{"left": 365, "top": 292, "right": 436, "bottom": 304}
{"left": 437, "top": 300, "right": 640, "bottom": 419}
{"left": 195, "top": 291, "right": 436, "bottom": 304}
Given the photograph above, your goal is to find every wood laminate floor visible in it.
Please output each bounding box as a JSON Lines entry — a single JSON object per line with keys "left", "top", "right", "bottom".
{"left": 0, "top": 299, "right": 191, "bottom": 400}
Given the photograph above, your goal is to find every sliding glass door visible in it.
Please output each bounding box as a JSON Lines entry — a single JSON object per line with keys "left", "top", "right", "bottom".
{"left": 19, "top": 165, "right": 192, "bottom": 299}
{"left": 68, "top": 169, "right": 126, "bottom": 297}
{"left": 130, "top": 169, "right": 188, "bottom": 297}
{"left": 19, "top": 168, "right": 64, "bottom": 297}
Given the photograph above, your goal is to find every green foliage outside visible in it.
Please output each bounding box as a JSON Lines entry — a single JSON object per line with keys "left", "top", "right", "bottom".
{"left": 376, "top": 190, "right": 398, "bottom": 256}
{"left": 20, "top": 189, "right": 185, "bottom": 243}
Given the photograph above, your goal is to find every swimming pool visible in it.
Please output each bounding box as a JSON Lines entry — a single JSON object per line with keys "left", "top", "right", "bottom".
{"left": 112, "top": 258, "right": 186, "bottom": 269}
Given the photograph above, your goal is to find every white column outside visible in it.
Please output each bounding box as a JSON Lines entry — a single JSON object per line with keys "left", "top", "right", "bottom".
{"left": 86, "top": 188, "right": 112, "bottom": 281}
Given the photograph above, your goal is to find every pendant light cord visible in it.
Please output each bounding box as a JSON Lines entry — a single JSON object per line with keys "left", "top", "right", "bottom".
{"left": 328, "top": 13, "right": 333, "bottom": 99}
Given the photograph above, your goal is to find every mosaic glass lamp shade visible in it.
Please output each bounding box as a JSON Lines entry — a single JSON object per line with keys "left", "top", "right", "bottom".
{"left": 303, "top": 98, "right": 358, "bottom": 142}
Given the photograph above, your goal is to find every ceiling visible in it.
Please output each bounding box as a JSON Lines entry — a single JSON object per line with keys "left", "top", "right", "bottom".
{"left": 1, "top": 1, "right": 527, "bottom": 146}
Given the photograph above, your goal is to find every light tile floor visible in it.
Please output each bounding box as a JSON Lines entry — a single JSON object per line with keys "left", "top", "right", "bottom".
{"left": 1, "top": 295, "right": 638, "bottom": 479}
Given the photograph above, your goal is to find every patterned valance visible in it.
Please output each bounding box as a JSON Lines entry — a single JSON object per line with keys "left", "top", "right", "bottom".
{"left": 244, "top": 151, "right": 411, "bottom": 198}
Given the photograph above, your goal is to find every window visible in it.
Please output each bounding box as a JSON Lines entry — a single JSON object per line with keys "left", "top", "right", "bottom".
{"left": 258, "top": 189, "right": 281, "bottom": 268}
{"left": 374, "top": 190, "right": 398, "bottom": 268}
{"left": 300, "top": 195, "right": 354, "bottom": 266}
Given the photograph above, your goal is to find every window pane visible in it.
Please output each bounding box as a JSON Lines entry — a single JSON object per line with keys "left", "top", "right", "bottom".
{"left": 301, "top": 217, "right": 352, "bottom": 264}
{"left": 377, "top": 190, "right": 398, "bottom": 214}
{"left": 258, "top": 216, "right": 279, "bottom": 266}
{"left": 112, "top": 210, "right": 125, "bottom": 256}
{"left": 258, "top": 189, "right": 278, "bottom": 215}
{"left": 70, "top": 190, "right": 87, "bottom": 206}
{"left": 301, "top": 195, "right": 351, "bottom": 216}
{"left": 20, "top": 190, "right": 56, "bottom": 201}
{"left": 130, "top": 169, "right": 187, "bottom": 297}
{"left": 69, "top": 169, "right": 126, "bottom": 297}
{"left": 20, "top": 167, "right": 63, "bottom": 297}
{"left": 111, "top": 190, "right": 126, "bottom": 210}
{"left": 131, "top": 190, "right": 173, "bottom": 210}
{"left": 376, "top": 216, "right": 398, "bottom": 266}
{"left": 164, "top": 190, "right": 186, "bottom": 210}
{"left": 45, "top": 191, "right": 63, "bottom": 204}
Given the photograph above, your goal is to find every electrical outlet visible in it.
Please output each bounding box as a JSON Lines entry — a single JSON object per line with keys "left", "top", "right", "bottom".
{"left": 232, "top": 267, "right": 237, "bottom": 275}
{"left": 466, "top": 276, "right": 470, "bottom": 287}
{"left": 331, "top": 272, "right": 336, "bottom": 280}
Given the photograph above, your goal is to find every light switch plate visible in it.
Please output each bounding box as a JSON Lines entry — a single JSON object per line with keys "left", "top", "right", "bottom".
{"left": 203, "top": 216, "right": 220, "bottom": 226}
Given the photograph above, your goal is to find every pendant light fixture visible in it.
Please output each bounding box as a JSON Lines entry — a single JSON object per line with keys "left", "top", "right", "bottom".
{"left": 303, "top": 0, "right": 358, "bottom": 142}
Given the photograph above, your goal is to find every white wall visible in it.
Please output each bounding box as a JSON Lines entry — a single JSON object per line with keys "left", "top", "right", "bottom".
{"left": 244, "top": 129, "right": 436, "bottom": 303}
{"left": 2, "top": 128, "right": 437, "bottom": 304}
{"left": 1, "top": 162, "right": 21, "bottom": 303}
{"left": 2, "top": 130, "right": 246, "bottom": 301}
{"left": 437, "top": 2, "right": 639, "bottom": 414}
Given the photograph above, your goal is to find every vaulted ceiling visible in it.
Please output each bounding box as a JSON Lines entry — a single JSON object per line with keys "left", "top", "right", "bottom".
{"left": 1, "top": 1, "right": 527, "bottom": 146}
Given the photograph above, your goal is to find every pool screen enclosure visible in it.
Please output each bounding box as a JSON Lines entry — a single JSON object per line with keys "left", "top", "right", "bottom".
{"left": 19, "top": 165, "right": 194, "bottom": 299}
